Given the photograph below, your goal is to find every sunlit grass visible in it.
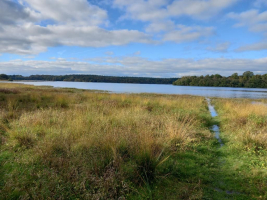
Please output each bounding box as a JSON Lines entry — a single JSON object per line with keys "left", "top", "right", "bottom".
{"left": 0, "top": 83, "right": 215, "bottom": 199}
{"left": 1, "top": 83, "right": 266, "bottom": 199}
{"left": 214, "top": 99, "right": 267, "bottom": 149}
{"left": 213, "top": 98, "right": 267, "bottom": 198}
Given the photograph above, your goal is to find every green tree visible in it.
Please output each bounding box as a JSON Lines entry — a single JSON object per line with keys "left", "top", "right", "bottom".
{"left": 0, "top": 74, "right": 9, "bottom": 80}
{"left": 173, "top": 71, "right": 267, "bottom": 88}
{"left": 231, "top": 73, "right": 239, "bottom": 79}
{"left": 243, "top": 71, "right": 254, "bottom": 78}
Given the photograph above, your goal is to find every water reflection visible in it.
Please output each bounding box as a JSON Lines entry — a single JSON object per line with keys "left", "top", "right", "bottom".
{"left": 11, "top": 81, "right": 267, "bottom": 99}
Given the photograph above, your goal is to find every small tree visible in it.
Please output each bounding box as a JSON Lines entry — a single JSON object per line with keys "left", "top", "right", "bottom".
{"left": 214, "top": 74, "right": 222, "bottom": 78}
{"left": 243, "top": 71, "right": 254, "bottom": 78}
{"left": 231, "top": 73, "right": 239, "bottom": 79}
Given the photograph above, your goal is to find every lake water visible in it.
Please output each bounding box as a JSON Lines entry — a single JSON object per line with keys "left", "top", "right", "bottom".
{"left": 11, "top": 81, "right": 267, "bottom": 99}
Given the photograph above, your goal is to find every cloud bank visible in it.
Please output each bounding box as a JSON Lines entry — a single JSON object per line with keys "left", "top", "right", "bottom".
{"left": 0, "top": 0, "right": 152, "bottom": 55}
{"left": 0, "top": 0, "right": 243, "bottom": 55}
{"left": 1, "top": 0, "right": 267, "bottom": 77}
{"left": 2, "top": 57, "right": 267, "bottom": 77}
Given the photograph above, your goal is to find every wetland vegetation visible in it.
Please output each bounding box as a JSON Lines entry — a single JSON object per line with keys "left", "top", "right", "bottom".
{"left": 0, "top": 83, "right": 266, "bottom": 199}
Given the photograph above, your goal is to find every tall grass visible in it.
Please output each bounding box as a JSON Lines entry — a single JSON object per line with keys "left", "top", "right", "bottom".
{"left": 0, "top": 83, "right": 215, "bottom": 199}
{"left": 214, "top": 99, "right": 267, "bottom": 150}
{"left": 213, "top": 98, "right": 267, "bottom": 198}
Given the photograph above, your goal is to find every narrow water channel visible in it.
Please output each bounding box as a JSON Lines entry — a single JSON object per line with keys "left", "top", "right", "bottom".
{"left": 206, "top": 98, "right": 242, "bottom": 196}
{"left": 206, "top": 98, "right": 223, "bottom": 147}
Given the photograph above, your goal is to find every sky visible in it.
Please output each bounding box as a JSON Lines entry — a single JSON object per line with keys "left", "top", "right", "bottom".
{"left": 0, "top": 0, "right": 267, "bottom": 77}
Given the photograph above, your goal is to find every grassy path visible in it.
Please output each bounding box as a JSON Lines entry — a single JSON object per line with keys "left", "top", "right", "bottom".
{"left": 203, "top": 98, "right": 247, "bottom": 199}
{"left": 209, "top": 98, "right": 267, "bottom": 199}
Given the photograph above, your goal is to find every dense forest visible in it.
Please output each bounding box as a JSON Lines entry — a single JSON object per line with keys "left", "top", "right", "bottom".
{"left": 173, "top": 71, "right": 267, "bottom": 88}
{"left": 6, "top": 74, "right": 177, "bottom": 84}
{"left": 0, "top": 74, "right": 10, "bottom": 80}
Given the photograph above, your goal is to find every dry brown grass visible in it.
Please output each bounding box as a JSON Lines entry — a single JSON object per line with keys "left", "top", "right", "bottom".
{"left": 0, "top": 83, "right": 212, "bottom": 199}
{"left": 214, "top": 98, "right": 267, "bottom": 149}
{"left": 7, "top": 93, "right": 208, "bottom": 162}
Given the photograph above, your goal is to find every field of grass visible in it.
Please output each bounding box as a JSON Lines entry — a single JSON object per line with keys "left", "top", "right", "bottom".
{"left": 0, "top": 83, "right": 266, "bottom": 199}
{"left": 213, "top": 98, "right": 267, "bottom": 199}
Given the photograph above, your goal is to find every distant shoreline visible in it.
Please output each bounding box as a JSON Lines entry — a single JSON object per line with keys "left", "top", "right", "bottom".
{"left": 7, "top": 74, "right": 178, "bottom": 85}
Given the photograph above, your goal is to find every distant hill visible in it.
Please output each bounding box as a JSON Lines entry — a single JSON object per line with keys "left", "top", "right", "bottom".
{"left": 7, "top": 74, "right": 178, "bottom": 84}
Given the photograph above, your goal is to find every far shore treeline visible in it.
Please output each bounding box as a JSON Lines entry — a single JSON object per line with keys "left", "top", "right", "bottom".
{"left": 1, "top": 74, "right": 177, "bottom": 84}
{"left": 1, "top": 71, "right": 267, "bottom": 88}
{"left": 173, "top": 71, "right": 267, "bottom": 88}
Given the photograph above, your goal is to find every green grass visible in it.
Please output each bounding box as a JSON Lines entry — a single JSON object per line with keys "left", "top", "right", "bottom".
{"left": 212, "top": 98, "right": 267, "bottom": 199}
{"left": 0, "top": 83, "right": 266, "bottom": 199}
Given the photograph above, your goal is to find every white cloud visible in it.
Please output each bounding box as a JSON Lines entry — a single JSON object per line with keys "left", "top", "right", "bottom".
{"left": 146, "top": 21, "right": 176, "bottom": 33}
{"left": 227, "top": 10, "right": 267, "bottom": 34}
{"left": 145, "top": 21, "right": 215, "bottom": 44}
{"left": 0, "top": 0, "right": 152, "bottom": 55}
{"left": 0, "top": 0, "right": 239, "bottom": 55}
{"left": 114, "top": 0, "right": 239, "bottom": 21}
{"left": 114, "top": 0, "right": 232, "bottom": 44}
{"left": 236, "top": 41, "right": 267, "bottom": 52}
{"left": 163, "top": 25, "right": 215, "bottom": 43}
{"left": 0, "top": 0, "right": 41, "bottom": 25}
{"left": 105, "top": 51, "right": 114, "bottom": 55}
{"left": 167, "top": 0, "right": 240, "bottom": 20}
{"left": 22, "top": 0, "right": 108, "bottom": 26}
{"left": 228, "top": 9, "right": 267, "bottom": 51}
{"left": 206, "top": 42, "right": 230, "bottom": 52}
{"left": 2, "top": 57, "right": 267, "bottom": 77}
{"left": 114, "top": 0, "right": 169, "bottom": 21}
{"left": 254, "top": 0, "right": 267, "bottom": 8}
{"left": 57, "top": 58, "right": 66, "bottom": 61}
{"left": 0, "top": 24, "right": 152, "bottom": 54}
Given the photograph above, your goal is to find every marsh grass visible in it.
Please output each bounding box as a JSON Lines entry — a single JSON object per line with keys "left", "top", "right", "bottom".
{"left": 214, "top": 99, "right": 267, "bottom": 150}
{"left": 0, "top": 83, "right": 220, "bottom": 199}
{"left": 1, "top": 83, "right": 264, "bottom": 199}
{"left": 213, "top": 98, "right": 267, "bottom": 198}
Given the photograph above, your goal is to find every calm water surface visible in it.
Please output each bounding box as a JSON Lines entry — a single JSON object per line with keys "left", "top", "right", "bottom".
{"left": 12, "top": 81, "right": 267, "bottom": 99}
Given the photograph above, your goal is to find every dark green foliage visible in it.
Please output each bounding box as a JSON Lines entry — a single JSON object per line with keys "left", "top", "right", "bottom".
{"left": 173, "top": 71, "right": 267, "bottom": 88}
{"left": 8, "top": 74, "right": 177, "bottom": 84}
{"left": 0, "top": 74, "right": 9, "bottom": 80}
{"left": 243, "top": 71, "right": 254, "bottom": 78}
{"left": 136, "top": 152, "right": 158, "bottom": 184}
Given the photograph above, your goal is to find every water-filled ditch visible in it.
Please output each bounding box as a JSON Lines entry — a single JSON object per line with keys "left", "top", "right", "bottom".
{"left": 206, "top": 98, "right": 223, "bottom": 147}
{"left": 206, "top": 98, "right": 242, "bottom": 195}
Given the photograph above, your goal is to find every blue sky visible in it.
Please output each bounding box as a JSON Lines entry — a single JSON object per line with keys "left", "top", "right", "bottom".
{"left": 0, "top": 0, "right": 267, "bottom": 77}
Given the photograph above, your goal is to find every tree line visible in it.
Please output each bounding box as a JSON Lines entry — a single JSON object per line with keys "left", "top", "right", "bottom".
{"left": 0, "top": 74, "right": 9, "bottom": 80}
{"left": 173, "top": 71, "right": 267, "bottom": 88}
{"left": 6, "top": 74, "right": 177, "bottom": 84}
